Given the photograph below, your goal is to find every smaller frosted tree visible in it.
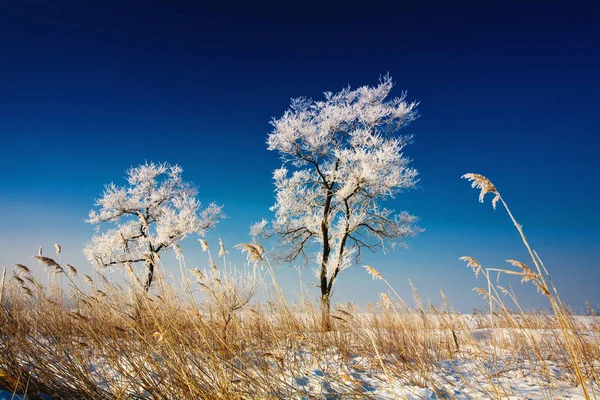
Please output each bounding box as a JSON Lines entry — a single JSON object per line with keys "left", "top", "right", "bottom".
{"left": 264, "top": 75, "right": 421, "bottom": 328}
{"left": 84, "top": 162, "right": 222, "bottom": 291}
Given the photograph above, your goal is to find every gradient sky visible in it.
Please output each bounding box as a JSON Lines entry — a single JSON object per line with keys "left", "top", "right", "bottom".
{"left": 1, "top": 1, "right": 598, "bottom": 312}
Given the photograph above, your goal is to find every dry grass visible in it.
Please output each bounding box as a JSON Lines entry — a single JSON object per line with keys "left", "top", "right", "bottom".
{"left": 0, "top": 175, "right": 598, "bottom": 399}
{"left": 0, "top": 251, "right": 598, "bottom": 399}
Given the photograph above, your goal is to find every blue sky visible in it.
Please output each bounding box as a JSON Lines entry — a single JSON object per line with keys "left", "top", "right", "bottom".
{"left": 1, "top": 1, "right": 598, "bottom": 312}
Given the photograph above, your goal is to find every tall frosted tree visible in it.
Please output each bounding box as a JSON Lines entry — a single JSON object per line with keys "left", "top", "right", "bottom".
{"left": 84, "top": 162, "right": 222, "bottom": 291}
{"left": 265, "top": 75, "right": 421, "bottom": 328}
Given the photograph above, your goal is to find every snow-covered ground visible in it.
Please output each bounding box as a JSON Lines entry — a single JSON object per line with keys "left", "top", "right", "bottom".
{"left": 77, "top": 342, "right": 598, "bottom": 399}
{"left": 278, "top": 352, "right": 597, "bottom": 399}
{"left": 3, "top": 318, "right": 598, "bottom": 399}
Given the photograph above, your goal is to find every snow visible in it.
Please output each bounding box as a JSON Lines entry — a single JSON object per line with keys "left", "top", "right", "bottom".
{"left": 3, "top": 317, "right": 598, "bottom": 398}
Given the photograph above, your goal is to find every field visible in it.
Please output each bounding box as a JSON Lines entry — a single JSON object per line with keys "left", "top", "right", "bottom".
{"left": 2, "top": 1, "right": 597, "bottom": 398}
{"left": 1, "top": 175, "right": 599, "bottom": 399}
{"left": 0, "top": 248, "right": 598, "bottom": 399}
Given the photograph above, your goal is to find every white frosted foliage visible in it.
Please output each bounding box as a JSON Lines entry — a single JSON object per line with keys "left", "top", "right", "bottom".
{"left": 84, "top": 162, "right": 222, "bottom": 270}
{"left": 266, "top": 75, "right": 421, "bottom": 295}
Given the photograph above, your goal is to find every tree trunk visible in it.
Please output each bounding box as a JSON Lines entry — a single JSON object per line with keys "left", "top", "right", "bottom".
{"left": 321, "top": 293, "right": 331, "bottom": 331}
{"left": 144, "top": 261, "right": 155, "bottom": 292}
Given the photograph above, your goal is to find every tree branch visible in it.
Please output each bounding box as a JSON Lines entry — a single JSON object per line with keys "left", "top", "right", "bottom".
{"left": 102, "top": 258, "right": 146, "bottom": 267}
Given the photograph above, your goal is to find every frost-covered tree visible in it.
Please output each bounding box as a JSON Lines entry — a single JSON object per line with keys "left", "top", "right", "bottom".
{"left": 264, "top": 75, "right": 421, "bottom": 327}
{"left": 84, "top": 162, "right": 222, "bottom": 291}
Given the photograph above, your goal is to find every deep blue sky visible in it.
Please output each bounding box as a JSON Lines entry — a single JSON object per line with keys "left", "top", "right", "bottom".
{"left": 1, "top": 1, "right": 598, "bottom": 312}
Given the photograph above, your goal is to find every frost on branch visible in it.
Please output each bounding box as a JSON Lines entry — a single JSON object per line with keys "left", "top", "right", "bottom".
{"left": 266, "top": 75, "right": 421, "bottom": 318}
{"left": 84, "top": 162, "right": 222, "bottom": 290}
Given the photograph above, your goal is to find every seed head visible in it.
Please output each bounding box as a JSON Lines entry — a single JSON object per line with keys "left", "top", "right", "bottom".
{"left": 190, "top": 268, "right": 204, "bottom": 281}
{"left": 379, "top": 293, "right": 392, "bottom": 308}
{"left": 173, "top": 244, "right": 183, "bottom": 261}
{"left": 460, "top": 256, "right": 482, "bottom": 278}
{"left": 199, "top": 239, "right": 209, "bottom": 252}
{"left": 67, "top": 264, "right": 78, "bottom": 276}
{"left": 235, "top": 243, "right": 264, "bottom": 266}
{"left": 218, "top": 238, "right": 228, "bottom": 257}
{"left": 34, "top": 256, "right": 60, "bottom": 269}
{"left": 473, "top": 287, "right": 489, "bottom": 299}
{"left": 363, "top": 265, "right": 383, "bottom": 280}
{"left": 14, "top": 264, "right": 31, "bottom": 275}
{"left": 462, "top": 173, "right": 501, "bottom": 209}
